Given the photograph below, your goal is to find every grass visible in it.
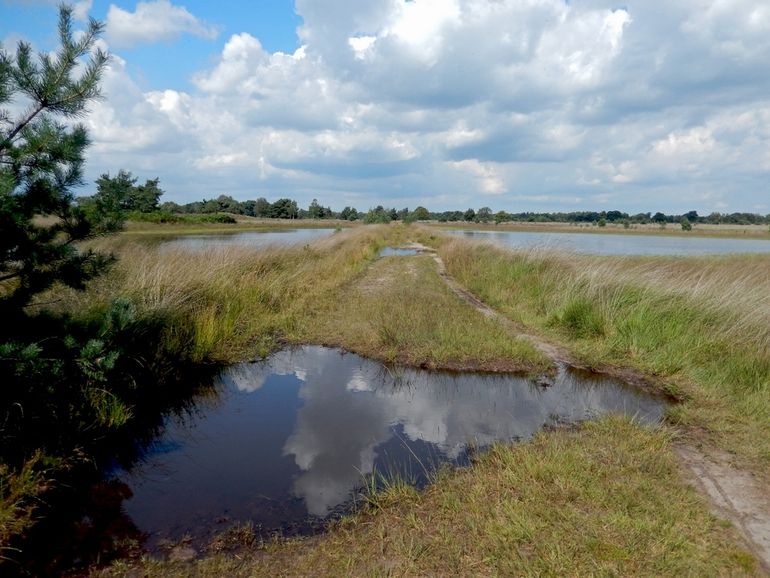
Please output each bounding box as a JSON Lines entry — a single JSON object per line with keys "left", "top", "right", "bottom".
{"left": 96, "top": 418, "right": 756, "bottom": 577}
{"left": 11, "top": 223, "right": 768, "bottom": 574}
{"left": 50, "top": 226, "right": 389, "bottom": 363}
{"left": 435, "top": 236, "right": 770, "bottom": 472}
{"left": 300, "top": 251, "right": 548, "bottom": 372}
{"left": 0, "top": 454, "right": 51, "bottom": 556}
{"left": 50, "top": 224, "right": 546, "bottom": 372}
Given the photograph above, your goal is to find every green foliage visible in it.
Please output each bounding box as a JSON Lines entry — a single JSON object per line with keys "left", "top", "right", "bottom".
{"left": 268, "top": 197, "right": 299, "bottom": 219}
{"left": 340, "top": 206, "right": 359, "bottom": 221}
{"left": 124, "top": 211, "right": 236, "bottom": 224}
{"left": 681, "top": 217, "right": 692, "bottom": 231}
{"left": 494, "top": 210, "right": 509, "bottom": 224}
{"left": 363, "top": 205, "right": 392, "bottom": 224}
{"left": 0, "top": 6, "right": 110, "bottom": 311}
{"left": 125, "top": 210, "right": 181, "bottom": 223}
{"left": 597, "top": 218, "right": 607, "bottom": 227}
{"left": 554, "top": 297, "right": 605, "bottom": 337}
{"left": 476, "top": 207, "right": 492, "bottom": 223}
{"left": 79, "top": 170, "right": 163, "bottom": 226}
{"left": 188, "top": 213, "right": 237, "bottom": 223}
{"left": 307, "top": 198, "right": 333, "bottom": 219}
{"left": 412, "top": 206, "right": 430, "bottom": 221}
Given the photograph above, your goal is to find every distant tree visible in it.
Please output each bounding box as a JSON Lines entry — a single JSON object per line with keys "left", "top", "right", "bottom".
{"left": 340, "top": 206, "right": 359, "bottom": 221}
{"left": 597, "top": 218, "right": 607, "bottom": 227}
{"left": 464, "top": 208, "right": 476, "bottom": 222}
{"left": 131, "top": 178, "right": 163, "bottom": 212}
{"left": 652, "top": 212, "right": 667, "bottom": 223}
{"left": 476, "top": 207, "right": 492, "bottom": 223}
{"left": 241, "top": 199, "right": 257, "bottom": 216}
{"left": 680, "top": 217, "right": 692, "bottom": 231}
{"left": 160, "top": 201, "right": 182, "bottom": 213}
{"left": 684, "top": 210, "right": 699, "bottom": 223}
{"left": 249, "top": 197, "right": 267, "bottom": 217}
{"left": 308, "top": 198, "right": 323, "bottom": 219}
{"left": 213, "top": 194, "right": 241, "bottom": 213}
{"left": 494, "top": 210, "right": 509, "bottom": 224}
{"left": 84, "top": 171, "right": 163, "bottom": 215}
{"left": 396, "top": 207, "right": 409, "bottom": 221}
{"left": 413, "top": 206, "right": 430, "bottom": 221}
{"left": 268, "top": 198, "right": 299, "bottom": 219}
{"left": 363, "top": 206, "right": 391, "bottom": 224}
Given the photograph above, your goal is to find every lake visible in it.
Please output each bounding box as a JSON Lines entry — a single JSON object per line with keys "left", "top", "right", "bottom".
{"left": 449, "top": 229, "right": 770, "bottom": 256}
{"left": 160, "top": 228, "right": 336, "bottom": 251}
{"left": 113, "top": 346, "right": 666, "bottom": 548}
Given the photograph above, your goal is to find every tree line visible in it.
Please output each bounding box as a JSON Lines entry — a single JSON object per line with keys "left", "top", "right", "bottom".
{"left": 82, "top": 178, "right": 770, "bottom": 227}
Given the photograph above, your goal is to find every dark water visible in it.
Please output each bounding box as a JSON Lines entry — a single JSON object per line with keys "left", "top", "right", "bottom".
{"left": 450, "top": 229, "right": 770, "bottom": 255}
{"left": 379, "top": 247, "right": 419, "bottom": 256}
{"left": 113, "top": 346, "right": 666, "bottom": 548}
{"left": 161, "top": 228, "right": 336, "bottom": 251}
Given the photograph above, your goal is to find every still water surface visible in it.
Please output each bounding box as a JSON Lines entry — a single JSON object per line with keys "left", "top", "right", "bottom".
{"left": 450, "top": 229, "right": 770, "bottom": 255}
{"left": 161, "top": 228, "right": 336, "bottom": 251}
{"left": 114, "top": 346, "right": 665, "bottom": 546}
{"left": 379, "top": 247, "right": 419, "bottom": 256}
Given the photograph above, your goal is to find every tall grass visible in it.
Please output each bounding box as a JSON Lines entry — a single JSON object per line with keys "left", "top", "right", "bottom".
{"left": 53, "top": 227, "right": 391, "bottom": 363}
{"left": 437, "top": 237, "right": 770, "bottom": 470}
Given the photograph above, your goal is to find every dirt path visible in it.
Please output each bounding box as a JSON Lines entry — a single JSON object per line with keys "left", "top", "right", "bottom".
{"left": 406, "top": 243, "right": 570, "bottom": 364}
{"left": 676, "top": 445, "right": 770, "bottom": 574}
{"left": 407, "top": 241, "right": 770, "bottom": 573}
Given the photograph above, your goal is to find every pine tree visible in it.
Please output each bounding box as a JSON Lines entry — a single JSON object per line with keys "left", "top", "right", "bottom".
{"left": 0, "top": 5, "right": 110, "bottom": 315}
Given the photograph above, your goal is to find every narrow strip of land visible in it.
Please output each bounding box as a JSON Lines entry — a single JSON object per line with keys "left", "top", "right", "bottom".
{"left": 409, "top": 238, "right": 770, "bottom": 572}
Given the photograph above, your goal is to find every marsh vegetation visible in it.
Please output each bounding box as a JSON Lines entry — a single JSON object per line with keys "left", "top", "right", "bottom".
{"left": 3, "top": 220, "right": 768, "bottom": 575}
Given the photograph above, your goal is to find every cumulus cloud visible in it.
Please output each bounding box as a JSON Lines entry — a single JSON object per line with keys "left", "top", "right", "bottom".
{"left": 73, "top": 0, "right": 770, "bottom": 213}
{"left": 105, "top": 0, "right": 219, "bottom": 48}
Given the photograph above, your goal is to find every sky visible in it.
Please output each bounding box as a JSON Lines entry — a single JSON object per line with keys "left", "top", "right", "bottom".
{"left": 2, "top": 0, "right": 769, "bottom": 214}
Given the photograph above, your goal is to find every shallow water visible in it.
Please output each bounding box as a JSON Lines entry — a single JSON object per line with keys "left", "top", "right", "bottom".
{"left": 113, "top": 346, "right": 666, "bottom": 547}
{"left": 449, "top": 229, "right": 770, "bottom": 255}
{"left": 379, "top": 247, "right": 419, "bottom": 256}
{"left": 160, "top": 228, "right": 336, "bottom": 251}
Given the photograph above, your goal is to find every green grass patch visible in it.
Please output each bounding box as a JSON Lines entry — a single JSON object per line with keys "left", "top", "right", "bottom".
{"left": 301, "top": 253, "right": 548, "bottom": 372}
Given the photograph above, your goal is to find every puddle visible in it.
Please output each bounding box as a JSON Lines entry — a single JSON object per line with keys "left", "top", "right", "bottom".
{"left": 112, "top": 346, "right": 666, "bottom": 550}
{"left": 379, "top": 247, "right": 419, "bottom": 256}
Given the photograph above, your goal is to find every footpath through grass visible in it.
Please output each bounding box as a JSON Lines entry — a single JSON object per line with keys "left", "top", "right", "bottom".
{"left": 434, "top": 234, "right": 770, "bottom": 474}
{"left": 301, "top": 252, "right": 548, "bottom": 372}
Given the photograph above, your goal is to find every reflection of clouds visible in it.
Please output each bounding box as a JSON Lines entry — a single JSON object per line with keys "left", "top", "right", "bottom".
{"left": 346, "top": 370, "right": 371, "bottom": 392}
{"left": 251, "top": 347, "right": 664, "bottom": 518}
{"left": 221, "top": 352, "right": 309, "bottom": 393}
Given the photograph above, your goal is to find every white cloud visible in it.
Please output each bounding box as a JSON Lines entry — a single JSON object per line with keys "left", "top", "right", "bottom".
{"left": 67, "top": 0, "right": 770, "bottom": 213}
{"left": 72, "top": 0, "right": 92, "bottom": 21}
{"left": 348, "top": 35, "right": 376, "bottom": 60}
{"left": 105, "top": 0, "right": 219, "bottom": 48}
